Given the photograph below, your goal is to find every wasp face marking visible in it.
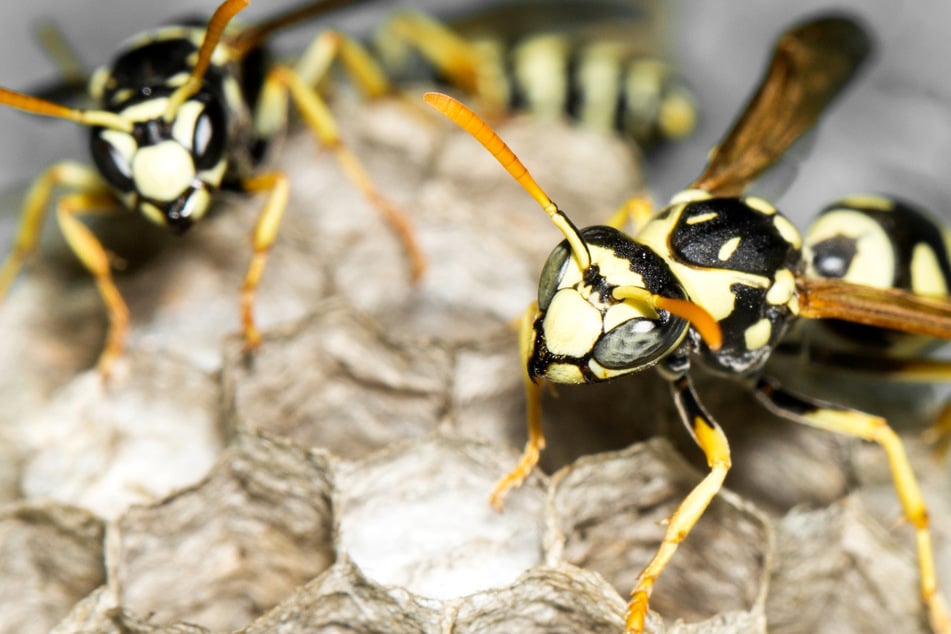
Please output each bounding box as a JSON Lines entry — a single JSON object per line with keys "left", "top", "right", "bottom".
{"left": 531, "top": 226, "right": 690, "bottom": 384}
{"left": 90, "top": 93, "right": 228, "bottom": 233}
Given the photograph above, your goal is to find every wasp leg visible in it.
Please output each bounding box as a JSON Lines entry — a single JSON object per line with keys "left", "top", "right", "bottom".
{"left": 35, "top": 21, "right": 86, "bottom": 87}
{"left": 263, "top": 65, "right": 426, "bottom": 281}
{"left": 755, "top": 376, "right": 951, "bottom": 634}
{"left": 625, "top": 374, "right": 732, "bottom": 634}
{"left": 57, "top": 195, "right": 129, "bottom": 378}
{"left": 489, "top": 301, "right": 545, "bottom": 510}
{"left": 923, "top": 400, "right": 951, "bottom": 462}
{"left": 605, "top": 194, "right": 656, "bottom": 233}
{"left": 778, "top": 347, "right": 951, "bottom": 459}
{"left": 238, "top": 170, "right": 289, "bottom": 350}
{"left": 377, "top": 12, "right": 501, "bottom": 109}
{"left": 0, "top": 161, "right": 110, "bottom": 300}
{"left": 790, "top": 345, "right": 951, "bottom": 384}
{"left": 293, "top": 29, "right": 391, "bottom": 99}
{"left": 1, "top": 161, "right": 127, "bottom": 376}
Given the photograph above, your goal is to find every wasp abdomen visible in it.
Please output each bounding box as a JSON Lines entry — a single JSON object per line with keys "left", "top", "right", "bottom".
{"left": 804, "top": 195, "right": 951, "bottom": 296}
{"left": 803, "top": 195, "right": 951, "bottom": 351}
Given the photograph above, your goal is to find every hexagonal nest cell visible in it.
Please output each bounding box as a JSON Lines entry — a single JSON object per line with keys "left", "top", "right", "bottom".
{"left": 0, "top": 60, "right": 950, "bottom": 634}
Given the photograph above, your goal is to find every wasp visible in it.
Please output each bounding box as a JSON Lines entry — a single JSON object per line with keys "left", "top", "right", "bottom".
{"left": 0, "top": 0, "right": 426, "bottom": 376}
{"left": 426, "top": 13, "right": 951, "bottom": 634}
{"left": 310, "top": 0, "right": 697, "bottom": 152}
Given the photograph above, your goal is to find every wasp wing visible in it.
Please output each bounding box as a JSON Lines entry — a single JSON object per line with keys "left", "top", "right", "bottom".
{"left": 690, "top": 14, "right": 872, "bottom": 197}
{"left": 797, "top": 277, "right": 951, "bottom": 340}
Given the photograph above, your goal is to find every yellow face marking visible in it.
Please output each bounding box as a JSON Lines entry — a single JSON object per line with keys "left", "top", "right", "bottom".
{"left": 717, "top": 236, "right": 741, "bottom": 261}
{"left": 171, "top": 100, "right": 204, "bottom": 149}
{"left": 587, "top": 359, "right": 639, "bottom": 381}
{"left": 602, "top": 301, "right": 654, "bottom": 333}
{"left": 771, "top": 215, "right": 802, "bottom": 249}
{"left": 140, "top": 202, "right": 166, "bottom": 226}
{"left": 910, "top": 243, "right": 949, "bottom": 296}
{"left": 184, "top": 188, "right": 212, "bottom": 222}
{"left": 198, "top": 160, "right": 228, "bottom": 189}
{"left": 766, "top": 268, "right": 797, "bottom": 306}
{"left": 542, "top": 289, "right": 603, "bottom": 358}
{"left": 132, "top": 141, "right": 195, "bottom": 200}
{"left": 120, "top": 97, "right": 170, "bottom": 122}
{"left": 744, "top": 196, "right": 777, "bottom": 216}
{"left": 744, "top": 318, "right": 772, "bottom": 351}
{"left": 544, "top": 363, "right": 585, "bottom": 384}
{"left": 100, "top": 129, "right": 137, "bottom": 168}
{"left": 685, "top": 211, "right": 719, "bottom": 225}
{"left": 588, "top": 245, "right": 646, "bottom": 291}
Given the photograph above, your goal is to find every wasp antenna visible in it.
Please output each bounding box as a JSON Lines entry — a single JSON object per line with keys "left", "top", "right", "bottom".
{"left": 613, "top": 286, "right": 723, "bottom": 350}
{"left": 655, "top": 296, "right": 723, "bottom": 350}
{"left": 424, "top": 91, "right": 591, "bottom": 269}
{"left": 165, "top": 0, "right": 250, "bottom": 120}
{"left": 0, "top": 86, "right": 132, "bottom": 132}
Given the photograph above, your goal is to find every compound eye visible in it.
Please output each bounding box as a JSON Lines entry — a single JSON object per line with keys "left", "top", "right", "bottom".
{"left": 90, "top": 130, "right": 134, "bottom": 192}
{"left": 192, "top": 101, "right": 226, "bottom": 170}
{"left": 593, "top": 314, "right": 687, "bottom": 370}
{"left": 538, "top": 240, "right": 571, "bottom": 310}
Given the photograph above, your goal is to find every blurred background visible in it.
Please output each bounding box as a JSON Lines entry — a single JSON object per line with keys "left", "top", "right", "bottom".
{"left": 0, "top": 0, "right": 947, "bottom": 232}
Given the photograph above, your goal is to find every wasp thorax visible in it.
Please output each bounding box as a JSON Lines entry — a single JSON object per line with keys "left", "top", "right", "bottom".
{"left": 90, "top": 93, "right": 229, "bottom": 233}
{"left": 531, "top": 226, "right": 691, "bottom": 384}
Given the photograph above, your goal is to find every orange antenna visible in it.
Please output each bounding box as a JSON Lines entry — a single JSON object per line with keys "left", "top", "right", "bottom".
{"left": 0, "top": 86, "right": 132, "bottom": 132}
{"left": 613, "top": 286, "right": 723, "bottom": 350}
{"left": 424, "top": 91, "right": 591, "bottom": 270}
{"left": 165, "top": 0, "right": 249, "bottom": 120}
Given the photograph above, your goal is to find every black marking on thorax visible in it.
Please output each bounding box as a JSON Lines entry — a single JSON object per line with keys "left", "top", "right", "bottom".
{"left": 668, "top": 198, "right": 796, "bottom": 276}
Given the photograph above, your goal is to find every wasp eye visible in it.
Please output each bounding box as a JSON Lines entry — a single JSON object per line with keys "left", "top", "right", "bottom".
{"left": 90, "top": 131, "right": 134, "bottom": 192}
{"left": 192, "top": 102, "right": 226, "bottom": 170}
{"left": 593, "top": 313, "right": 687, "bottom": 370}
{"left": 538, "top": 241, "right": 571, "bottom": 310}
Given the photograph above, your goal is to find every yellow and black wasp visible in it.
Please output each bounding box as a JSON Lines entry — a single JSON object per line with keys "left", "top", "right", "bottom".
{"left": 426, "top": 12, "right": 951, "bottom": 634}
{"left": 370, "top": 0, "right": 696, "bottom": 152}
{"left": 0, "top": 0, "right": 426, "bottom": 376}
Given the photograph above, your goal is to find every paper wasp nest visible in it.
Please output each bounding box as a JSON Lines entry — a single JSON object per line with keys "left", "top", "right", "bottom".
{"left": 0, "top": 92, "right": 948, "bottom": 634}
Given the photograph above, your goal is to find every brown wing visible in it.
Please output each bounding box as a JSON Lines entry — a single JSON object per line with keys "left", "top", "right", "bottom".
{"left": 228, "top": 0, "right": 378, "bottom": 56}
{"left": 691, "top": 14, "right": 872, "bottom": 197}
{"left": 797, "top": 277, "right": 951, "bottom": 340}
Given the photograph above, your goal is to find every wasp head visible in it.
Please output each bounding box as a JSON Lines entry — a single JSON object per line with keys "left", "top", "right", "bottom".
{"left": 89, "top": 90, "right": 229, "bottom": 234}
{"left": 529, "top": 225, "right": 692, "bottom": 384}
